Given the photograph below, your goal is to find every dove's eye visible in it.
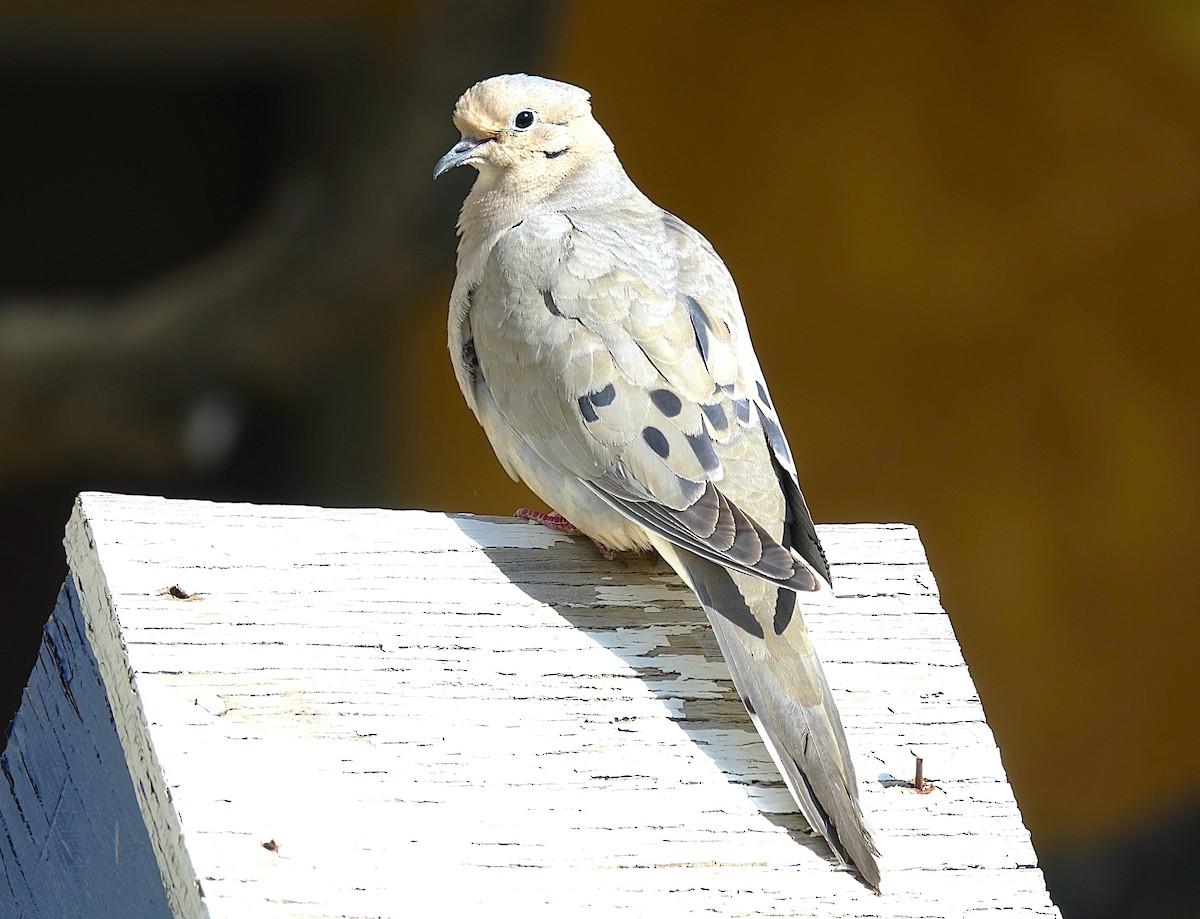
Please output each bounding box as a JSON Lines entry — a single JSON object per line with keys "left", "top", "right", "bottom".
{"left": 513, "top": 109, "right": 536, "bottom": 130}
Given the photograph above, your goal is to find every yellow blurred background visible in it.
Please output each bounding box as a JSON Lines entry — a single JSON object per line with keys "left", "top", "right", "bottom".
{"left": 2, "top": 3, "right": 1198, "bottom": 915}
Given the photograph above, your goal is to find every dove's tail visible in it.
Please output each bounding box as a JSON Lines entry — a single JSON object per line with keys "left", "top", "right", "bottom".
{"left": 660, "top": 544, "right": 882, "bottom": 892}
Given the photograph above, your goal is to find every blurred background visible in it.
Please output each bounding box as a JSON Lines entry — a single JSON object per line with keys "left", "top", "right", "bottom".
{"left": 2, "top": 2, "right": 1198, "bottom": 915}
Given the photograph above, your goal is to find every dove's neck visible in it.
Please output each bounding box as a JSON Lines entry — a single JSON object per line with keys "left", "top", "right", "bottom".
{"left": 455, "top": 148, "right": 641, "bottom": 277}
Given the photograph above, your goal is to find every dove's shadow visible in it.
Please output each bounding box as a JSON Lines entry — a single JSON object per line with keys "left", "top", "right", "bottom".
{"left": 454, "top": 518, "right": 834, "bottom": 864}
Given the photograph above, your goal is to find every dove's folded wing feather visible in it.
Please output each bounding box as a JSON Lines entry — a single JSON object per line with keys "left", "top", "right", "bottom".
{"left": 471, "top": 204, "right": 825, "bottom": 591}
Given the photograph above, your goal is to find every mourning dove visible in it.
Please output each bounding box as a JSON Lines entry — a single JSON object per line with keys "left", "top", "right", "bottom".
{"left": 435, "top": 74, "right": 880, "bottom": 890}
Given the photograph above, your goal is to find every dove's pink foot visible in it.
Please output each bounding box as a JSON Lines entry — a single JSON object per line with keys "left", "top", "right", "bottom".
{"left": 515, "top": 508, "right": 618, "bottom": 560}
{"left": 515, "top": 508, "right": 581, "bottom": 534}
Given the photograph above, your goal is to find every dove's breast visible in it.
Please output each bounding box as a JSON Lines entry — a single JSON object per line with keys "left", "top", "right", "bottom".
{"left": 461, "top": 213, "right": 656, "bottom": 552}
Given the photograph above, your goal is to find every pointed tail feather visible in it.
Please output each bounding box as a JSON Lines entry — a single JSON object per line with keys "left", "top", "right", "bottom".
{"left": 659, "top": 541, "right": 881, "bottom": 891}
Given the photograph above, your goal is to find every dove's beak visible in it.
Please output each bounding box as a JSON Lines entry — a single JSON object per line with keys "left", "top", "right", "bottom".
{"left": 434, "top": 137, "right": 491, "bottom": 179}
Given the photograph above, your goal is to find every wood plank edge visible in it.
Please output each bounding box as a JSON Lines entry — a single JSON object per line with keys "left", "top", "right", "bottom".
{"left": 64, "top": 494, "right": 209, "bottom": 919}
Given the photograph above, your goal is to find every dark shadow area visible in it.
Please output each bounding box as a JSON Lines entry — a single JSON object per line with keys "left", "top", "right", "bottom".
{"left": 0, "top": 64, "right": 297, "bottom": 297}
{"left": 449, "top": 518, "right": 837, "bottom": 869}
{"left": 1042, "top": 794, "right": 1200, "bottom": 919}
{"left": 1, "top": 580, "right": 174, "bottom": 916}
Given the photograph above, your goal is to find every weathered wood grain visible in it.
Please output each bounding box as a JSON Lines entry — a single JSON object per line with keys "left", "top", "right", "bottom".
{"left": 4, "top": 492, "right": 1060, "bottom": 917}
{"left": 0, "top": 581, "right": 175, "bottom": 918}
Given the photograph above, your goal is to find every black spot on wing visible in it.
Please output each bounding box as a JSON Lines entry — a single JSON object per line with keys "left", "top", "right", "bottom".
{"left": 643, "top": 426, "right": 670, "bottom": 458}
{"left": 733, "top": 398, "right": 751, "bottom": 424}
{"left": 774, "top": 588, "right": 795, "bottom": 635}
{"left": 759, "top": 407, "right": 795, "bottom": 471}
{"left": 685, "top": 295, "right": 713, "bottom": 367}
{"left": 577, "top": 395, "right": 598, "bottom": 423}
{"left": 650, "top": 388, "right": 683, "bottom": 418}
{"left": 542, "top": 289, "right": 562, "bottom": 317}
{"left": 701, "top": 402, "right": 728, "bottom": 432}
{"left": 578, "top": 382, "right": 617, "bottom": 424}
{"left": 590, "top": 382, "right": 616, "bottom": 407}
{"left": 685, "top": 432, "right": 720, "bottom": 473}
{"left": 756, "top": 380, "right": 773, "bottom": 409}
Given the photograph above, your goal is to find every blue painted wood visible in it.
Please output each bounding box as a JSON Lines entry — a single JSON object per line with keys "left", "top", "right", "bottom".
{"left": 0, "top": 579, "right": 171, "bottom": 919}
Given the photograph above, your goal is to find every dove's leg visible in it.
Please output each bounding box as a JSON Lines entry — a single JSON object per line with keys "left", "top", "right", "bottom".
{"left": 515, "top": 508, "right": 618, "bottom": 560}
{"left": 514, "top": 508, "right": 581, "bottom": 534}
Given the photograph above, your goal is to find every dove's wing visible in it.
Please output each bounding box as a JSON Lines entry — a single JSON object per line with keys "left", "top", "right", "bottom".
{"left": 464, "top": 200, "right": 827, "bottom": 592}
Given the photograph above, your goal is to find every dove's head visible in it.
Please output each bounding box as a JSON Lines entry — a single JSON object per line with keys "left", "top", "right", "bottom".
{"left": 434, "top": 74, "right": 613, "bottom": 195}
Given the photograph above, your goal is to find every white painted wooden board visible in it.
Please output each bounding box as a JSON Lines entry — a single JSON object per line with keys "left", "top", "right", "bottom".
{"left": 51, "top": 491, "right": 1058, "bottom": 917}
